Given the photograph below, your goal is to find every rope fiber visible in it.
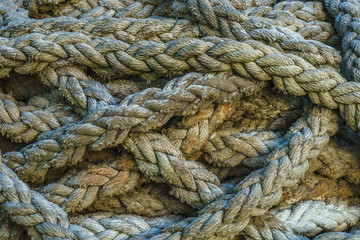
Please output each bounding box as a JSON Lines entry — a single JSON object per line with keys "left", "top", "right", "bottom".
{"left": 0, "top": 0, "right": 360, "bottom": 239}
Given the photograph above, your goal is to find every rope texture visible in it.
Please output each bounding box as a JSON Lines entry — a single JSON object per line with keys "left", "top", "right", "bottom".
{"left": 0, "top": 0, "right": 359, "bottom": 239}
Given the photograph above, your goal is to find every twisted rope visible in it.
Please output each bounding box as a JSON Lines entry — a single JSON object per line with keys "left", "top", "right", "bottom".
{"left": 314, "top": 230, "right": 360, "bottom": 240}
{"left": 0, "top": 158, "right": 75, "bottom": 239}
{"left": 4, "top": 73, "right": 260, "bottom": 184}
{"left": 244, "top": 200, "right": 360, "bottom": 239}
{"left": 153, "top": 107, "right": 337, "bottom": 239}
{"left": 0, "top": 92, "right": 80, "bottom": 142}
{"left": 0, "top": 35, "right": 352, "bottom": 123}
{"left": 40, "top": 153, "right": 141, "bottom": 213}
{"left": 54, "top": 107, "right": 338, "bottom": 239}
{"left": 0, "top": 0, "right": 359, "bottom": 239}
{"left": 40, "top": 90, "right": 308, "bottom": 214}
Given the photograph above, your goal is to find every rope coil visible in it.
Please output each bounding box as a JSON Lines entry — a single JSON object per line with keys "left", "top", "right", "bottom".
{"left": 0, "top": 0, "right": 360, "bottom": 239}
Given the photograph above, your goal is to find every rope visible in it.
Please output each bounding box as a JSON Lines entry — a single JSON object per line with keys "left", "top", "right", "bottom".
{"left": 39, "top": 89, "right": 309, "bottom": 214}
{"left": 52, "top": 107, "right": 338, "bottom": 239}
{"left": 0, "top": 158, "right": 75, "bottom": 239}
{"left": 3, "top": 73, "right": 262, "bottom": 184}
{"left": 0, "top": 36, "right": 350, "bottom": 109}
{"left": 0, "top": 2, "right": 336, "bottom": 47}
{"left": 0, "top": 92, "right": 80, "bottom": 142}
{"left": 314, "top": 230, "right": 360, "bottom": 240}
{"left": 0, "top": 0, "right": 359, "bottom": 239}
{"left": 324, "top": 0, "right": 360, "bottom": 81}
{"left": 202, "top": 130, "right": 283, "bottom": 167}
{"left": 0, "top": 209, "right": 26, "bottom": 239}
{"left": 40, "top": 66, "right": 117, "bottom": 115}
{"left": 43, "top": 0, "right": 276, "bottom": 20}
{"left": 40, "top": 153, "right": 141, "bottom": 213}
{"left": 244, "top": 200, "right": 360, "bottom": 239}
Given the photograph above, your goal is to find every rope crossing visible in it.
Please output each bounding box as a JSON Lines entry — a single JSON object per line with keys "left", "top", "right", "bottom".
{"left": 0, "top": 0, "right": 360, "bottom": 239}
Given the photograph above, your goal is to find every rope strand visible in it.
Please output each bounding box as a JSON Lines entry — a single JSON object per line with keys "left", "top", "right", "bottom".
{"left": 0, "top": 0, "right": 359, "bottom": 239}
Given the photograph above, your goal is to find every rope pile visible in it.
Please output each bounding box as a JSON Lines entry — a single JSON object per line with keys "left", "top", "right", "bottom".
{"left": 0, "top": 0, "right": 360, "bottom": 239}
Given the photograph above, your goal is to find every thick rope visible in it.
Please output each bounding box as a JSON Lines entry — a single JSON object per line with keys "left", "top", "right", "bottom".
{"left": 3, "top": 73, "right": 260, "bottom": 184}
{"left": 0, "top": 81, "right": 340, "bottom": 240}
{"left": 45, "top": 0, "right": 276, "bottom": 20}
{"left": 0, "top": 0, "right": 343, "bottom": 125}
{"left": 54, "top": 107, "right": 338, "bottom": 239}
{"left": 253, "top": 1, "right": 328, "bottom": 22}
{"left": 324, "top": 0, "right": 360, "bottom": 81}
{"left": 40, "top": 87, "right": 303, "bottom": 214}
{"left": 0, "top": 35, "right": 351, "bottom": 114}
{"left": 202, "top": 130, "right": 283, "bottom": 168}
{"left": 149, "top": 107, "right": 337, "bottom": 239}
{"left": 0, "top": 15, "right": 341, "bottom": 69}
{"left": 123, "top": 132, "right": 224, "bottom": 208}
{"left": 0, "top": 158, "right": 76, "bottom": 239}
{"left": 0, "top": 209, "right": 27, "bottom": 239}
{"left": 1, "top": 34, "right": 358, "bottom": 133}
{"left": 63, "top": 199, "right": 360, "bottom": 240}
{"left": 5, "top": 73, "right": 260, "bottom": 209}
{"left": 0, "top": 92, "right": 80, "bottom": 143}
{"left": 2, "top": 105, "right": 331, "bottom": 239}
{"left": 91, "top": 182, "right": 196, "bottom": 217}
{"left": 0, "top": 0, "right": 360, "bottom": 239}
{"left": 40, "top": 66, "right": 117, "bottom": 115}
{"left": 0, "top": 16, "right": 200, "bottom": 42}
{"left": 40, "top": 153, "right": 141, "bottom": 213}
{"left": 40, "top": 91, "right": 308, "bottom": 214}
{"left": 244, "top": 200, "right": 360, "bottom": 239}
{"left": 313, "top": 230, "right": 360, "bottom": 240}
{"left": 1, "top": 5, "right": 335, "bottom": 45}
{"left": 4, "top": 75, "right": 264, "bottom": 214}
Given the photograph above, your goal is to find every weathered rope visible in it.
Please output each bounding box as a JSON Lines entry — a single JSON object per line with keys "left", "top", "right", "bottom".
{"left": 124, "top": 132, "right": 224, "bottom": 208}
{"left": 324, "top": 0, "right": 360, "bottom": 81}
{"left": 1, "top": 3, "right": 336, "bottom": 45}
{"left": 3, "top": 73, "right": 260, "bottom": 184}
{"left": 0, "top": 158, "right": 75, "bottom": 239}
{"left": 4, "top": 74, "right": 265, "bottom": 215}
{"left": 2, "top": 105, "right": 334, "bottom": 239}
{"left": 202, "top": 130, "right": 283, "bottom": 168}
{"left": 57, "top": 107, "right": 338, "bottom": 239}
{"left": 0, "top": 92, "right": 80, "bottom": 142}
{"left": 247, "top": 1, "right": 328, "bottom": 22}
{"left": 38, "top": 0, "right": 276, "bottom": 20}
{"left": 0, "top": 0, "right": 343, "bottom": 126}
{"left": 0, "top": 11, "right": 341, "bottom": 69}
{"left": 0, "top": 35, "right": 350, "bottom": 114}
{"left": 0, "top": 209, "right": 27, "bottom": 239}
{"left": 40, "top": 66, "right": 117, "bottom": 115}
{"left": 151, "top": 107, "right": 337, "bottom": 239}
{"left": 63, "top": 200, "right": 360, "bottom": 240}
{"left": 40, "top": 153, "right": 141, "bottom": 213}
{"left": 314, "top": 230, "right": 360, "bottom": 240}
{"left": 244, "top": 200, "right": 360, "bottom": 239}
{"left": 0, "top": 0, "right": 360, "bottom": 239}
{"left": 40, "top": 89, "right": 308, "bottom": 214}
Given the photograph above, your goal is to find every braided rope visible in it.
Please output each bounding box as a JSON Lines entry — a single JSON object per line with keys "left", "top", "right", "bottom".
{"left": 40, "top": 90, "right": 308, "bottom": 214}
{"left": 0, "top": 158, "right": 75, "bottom": 239}
{"left": 1, "top": 105, "right": 333, "bottom": 239}
{"left": 40, "top": 153, "right": 141, "bottom": 213}
{"left": 314, "top": 230, "right": 360, "bottom": 240}
{"left": 65, "top": 199, "right": 360, "bottom": 240}
{"left": 0, "top": 209, "right": 27, "bottom": 239}
{"left": 244, "top": 200, "right": 360, "bottom": 239}
{"left": 4, "top": 73, "right": 262, "bottom": 183}
{"left": 0, "top": 92, "right": 80, "bottom": 142}
{"left": 56, "top": 107, "right": 337, "bottom": 239}
{"left": 0, "top": 0, "right": 360, "bottom": 239}
{"left": 1, "top": 4, "right": 336, "bottom": 45}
